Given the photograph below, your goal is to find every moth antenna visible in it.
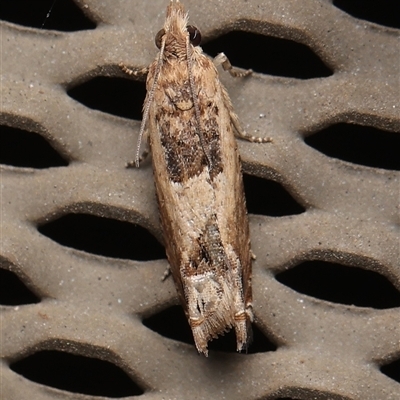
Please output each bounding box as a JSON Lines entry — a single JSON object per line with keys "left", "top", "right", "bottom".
{"left": 186, "top": 35, "right": 213, "bottom": 169}
{"left": 135, "top": 35, "right": 166, "bottom": 167}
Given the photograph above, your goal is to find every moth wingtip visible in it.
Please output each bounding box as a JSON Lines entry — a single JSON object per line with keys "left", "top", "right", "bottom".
{"left": 201, "top": 349, "right": 209, "bottom": 357}
{"left": 195, "top": 344, "right": 209, "bottom": 357}
{"left": 236, "top": 339, "right": 249, "bottom": 354}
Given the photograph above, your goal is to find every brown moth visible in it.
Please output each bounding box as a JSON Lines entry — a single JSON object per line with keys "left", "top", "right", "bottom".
{"left": 121, "top": 0, "right": 269, "bottom": 356}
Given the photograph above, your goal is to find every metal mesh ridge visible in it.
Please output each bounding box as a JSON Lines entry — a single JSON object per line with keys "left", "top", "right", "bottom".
{"left": 1, "top": 0, "right": 399, "bottom": 399}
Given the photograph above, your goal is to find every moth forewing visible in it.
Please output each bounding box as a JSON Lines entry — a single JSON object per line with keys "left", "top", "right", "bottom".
{"left": 122, "top": 0, "right": 260, "bottom": 356}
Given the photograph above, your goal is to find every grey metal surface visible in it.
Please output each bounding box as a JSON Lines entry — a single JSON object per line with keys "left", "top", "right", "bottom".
{"left": 1, "top": 0, "right": 399, "bottom": 399}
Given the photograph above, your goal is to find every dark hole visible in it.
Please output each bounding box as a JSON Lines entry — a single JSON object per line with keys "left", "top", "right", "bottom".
{"left": 0, "top": 268, "right": 40, "bottom": 306}
{"left": 10, "top": 350, "right": 143, "bottom": 397}
{"left": 143, "top": 305, "right": 193, "bottom": 345}
{"left": 275, "top": 389, "right": 354, "bottom": 400}
{"left": 304, "top": 123, "right": 400, "bottom": 171}
{"left": 38, "top": 214, "right": 166, "bottom": 261}
{"left": 276, "top": 261, "right": 400, "bottom": 309}
{"left": 67, "top": 77, "right": 146, "bottom": 120}
{"left": 0, "top": 125, "right": 68, "bottom": 169}
{"left": 0, "top": 0, "right": 96, "bottom": 31}
{"left": 333, "top": 0, "right": 400, "bottom": 29}
{"left": 276, "top": 399, "right": 299, "bottom": 400}
{"left": 244, "top": 174, "right": 305, "bottom": 217}
{"left": 381, "top": 359, "right": 400, "bottom": 383}
{"left": 143, "top": 305, "right": 276, "bottom": 354}
{"left": 202, "top": 31, "right": 332, "bottom": 79}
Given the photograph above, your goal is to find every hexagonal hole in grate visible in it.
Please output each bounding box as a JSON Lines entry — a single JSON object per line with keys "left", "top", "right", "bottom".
{"left": 276, "top": 260, "right": 400, "bottom": 309}
{"left": 142, "top": 304, "right": 277, "bottom": 355}
{"left": 67, "top": 77, "right": 146, "bottom": 120}
{"left": 202, "top": 31, "right": 333, "bottom": 79}
{"left": 0, "top": 124, "right": 69, "bottom": 169}
{"left": 38, "top": 213, "right": 166, "bottom": 261}
{"left": 0, "top": 266, "right": 40, "bottom": 306}
{"left": 10, "top": 349, "right": 144, "bottom": 397}
{"left": 244, "top": 174, "right": 305, "bottom": 217}
{"left": 0, "top": 0, "right": 96, "bottom": 31}
{"left": 381, "top": 358, "right": 400, "bottom": 384}
{"left": 273, "top": 389, "right": 354, "bottom": 400}
{"left": 304, "top": 123, "right": 400, "bottom": 171}
{"left": 333, "top": 0, "right": 400, "bottom": 29}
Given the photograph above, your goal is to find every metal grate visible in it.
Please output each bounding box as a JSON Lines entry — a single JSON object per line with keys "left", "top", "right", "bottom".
{"left": 1, "top": 0, "right": 399, "bottom": 399}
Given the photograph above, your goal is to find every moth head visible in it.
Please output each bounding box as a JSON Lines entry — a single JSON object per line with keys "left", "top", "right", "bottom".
{"left": 155, "top": 25, "right": 201, "bottom": 49}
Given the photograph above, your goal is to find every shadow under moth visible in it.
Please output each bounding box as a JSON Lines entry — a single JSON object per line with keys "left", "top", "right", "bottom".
{"left": 121, "top": 0, "right": 269, "bottom": 356}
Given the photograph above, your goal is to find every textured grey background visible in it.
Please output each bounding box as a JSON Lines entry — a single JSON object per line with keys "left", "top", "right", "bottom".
{"left": 1, "top": 0, "right": 399, "bottom": 399}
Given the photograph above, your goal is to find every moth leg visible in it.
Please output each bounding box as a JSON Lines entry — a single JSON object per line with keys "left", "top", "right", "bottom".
{"left": 126, "top": 129, "right": 150, "bottom": 168}
{"left": 126, "top": 148, "right": 149, "bottom": 168}
{"left": 220, "top": 88, "right": 272, "bottom": 143}
{"left": 214, "top": 54, "right": 272, "bottom": 143}
{"left": 213, "top": 52, "right": 252, "bottom": 77}
{"left": 161, "top": 266, "right": 172, "bottom": 282}
{"left": 229, "top": 108, "right": 272, "bottom": 143}
{"left": 119, "top": 62, "right": 149, "bottom": 80}
{"left": 126, "top": 146, "right": 150, "bottom": 168}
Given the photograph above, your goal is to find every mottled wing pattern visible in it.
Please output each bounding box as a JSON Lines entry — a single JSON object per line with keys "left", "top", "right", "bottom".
{"left": 143, "top": 1, "right": 252, "bottom": 355}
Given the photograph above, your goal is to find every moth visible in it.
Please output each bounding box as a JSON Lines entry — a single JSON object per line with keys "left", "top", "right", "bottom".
{"left": 121, "top": 0, "right": 268, "bottom": 356}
